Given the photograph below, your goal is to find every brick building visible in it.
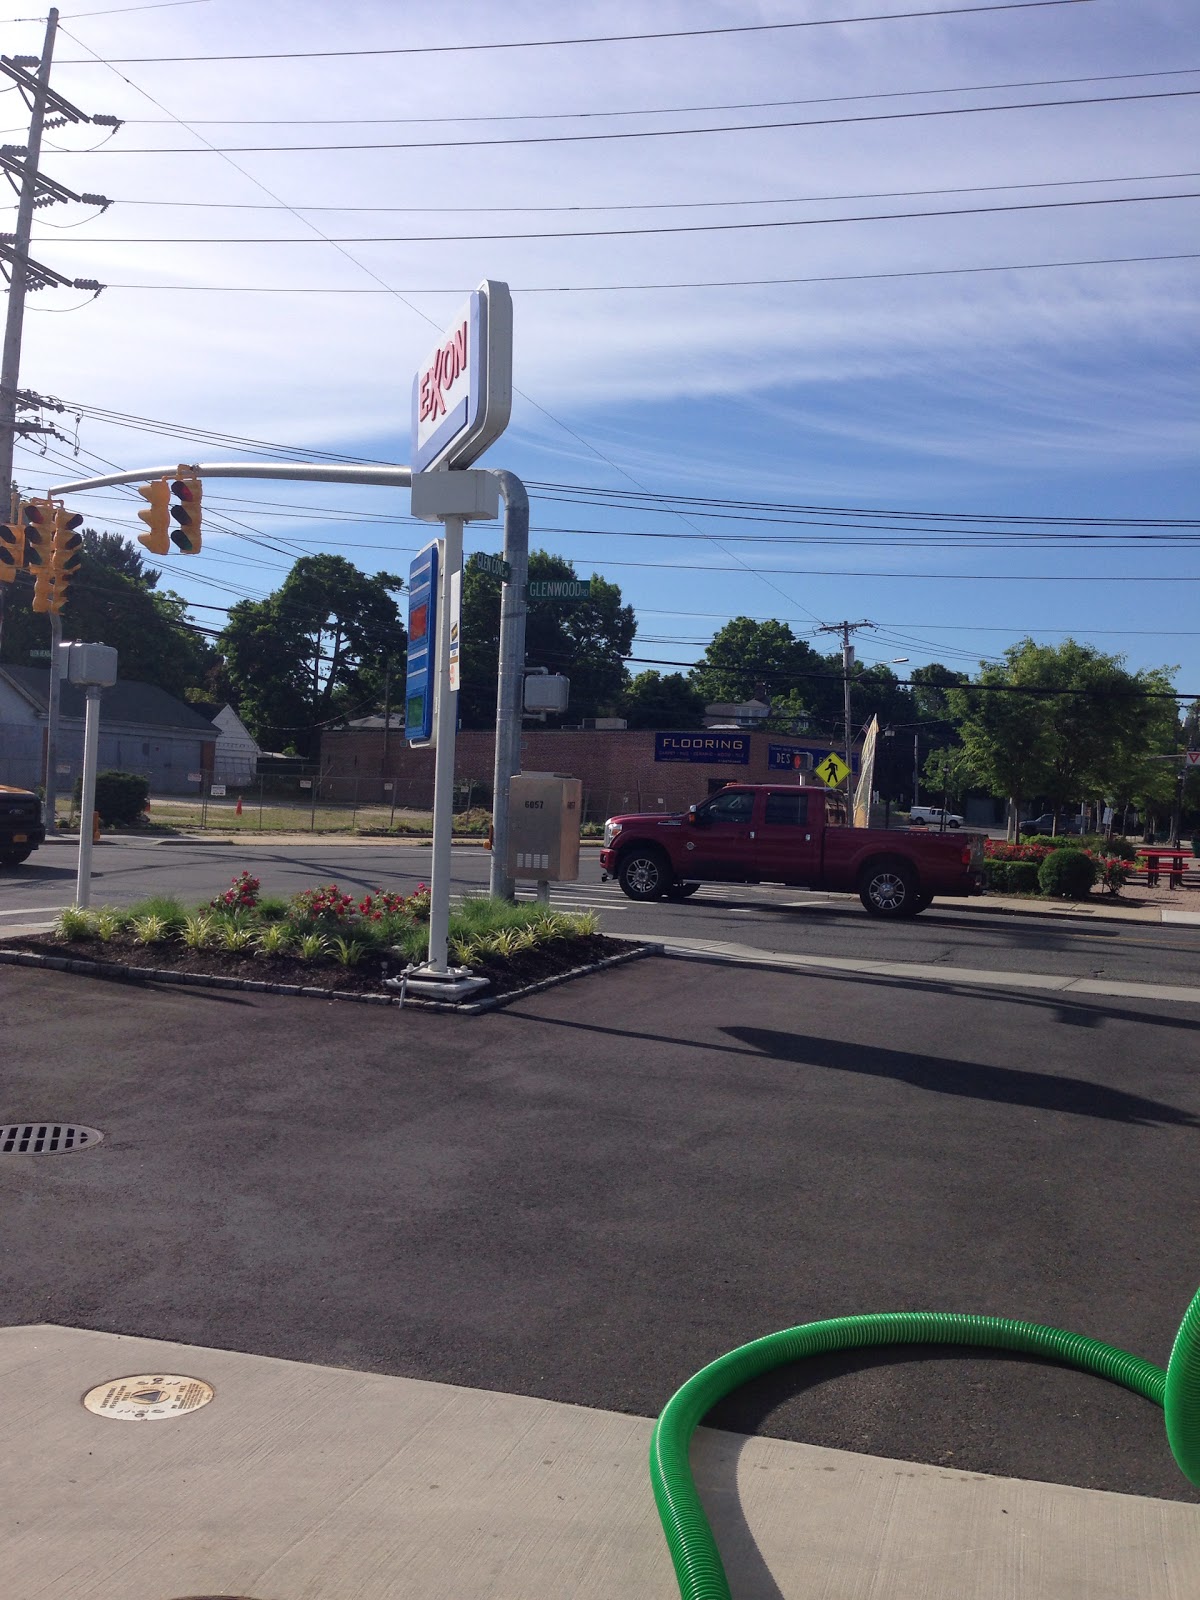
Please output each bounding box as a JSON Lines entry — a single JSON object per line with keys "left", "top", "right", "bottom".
{"left": 319, "top": 724, "right": 859, "bottom": 823}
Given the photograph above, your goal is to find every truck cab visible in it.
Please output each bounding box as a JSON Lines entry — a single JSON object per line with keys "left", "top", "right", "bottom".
{"left": 0, "top": 784, "right": 46, "bottom": 867}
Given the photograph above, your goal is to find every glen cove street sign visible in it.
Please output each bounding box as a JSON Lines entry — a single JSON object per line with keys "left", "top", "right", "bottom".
{"left": 411, "top": 279, "right": 513, "bottom": 474}
{"left": 528, "top": 579, "right": 591, "bottom": 601}
{"left": 471, "top": 551, "right": 511, "bottom": 581}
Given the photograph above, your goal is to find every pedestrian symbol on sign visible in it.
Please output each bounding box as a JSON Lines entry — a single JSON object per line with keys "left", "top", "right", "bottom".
{"left": 814, "top": 752, "right": 850, "bottom": 788}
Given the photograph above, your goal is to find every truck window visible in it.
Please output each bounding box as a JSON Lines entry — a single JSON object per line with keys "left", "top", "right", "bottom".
{"left": 764, "top": 791, "right": 808, "bottom": 826}
{"left": 825, "top": 800, "right": 847, "bottom": 827}
{"left": 698, "top": 789, "right": 754, "bottom": 824}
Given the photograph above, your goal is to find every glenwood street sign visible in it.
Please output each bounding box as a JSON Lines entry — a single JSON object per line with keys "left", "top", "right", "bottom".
{"left": 411, "top": 279, "right": 513, "bottom": 474}
{"left": 528, "top": 579, "right": 591, "bottom": 600}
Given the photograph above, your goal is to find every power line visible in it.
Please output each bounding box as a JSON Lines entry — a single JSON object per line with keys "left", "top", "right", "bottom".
{"left": 55, "top": 4, "right": 1094, "bottom": 63}
{"left": 88, "top": 167, "right": 1200, "bottom": 214}
{"left": 96, "top": 252, "right": 1200, "bottom": 296}
{"left": 34, "top": 188, "right": 1200, "bottom": 243}
{"left": 109, "top": 67, "right": 1200, "bottom": 127}
{"left": 54, "top": 86, "right": 1196, "bottom": 156}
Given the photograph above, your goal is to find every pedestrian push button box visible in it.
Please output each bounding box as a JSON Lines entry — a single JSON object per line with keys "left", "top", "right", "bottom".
{"left": 507, "top": 772, "right": 582, "bottom": 881}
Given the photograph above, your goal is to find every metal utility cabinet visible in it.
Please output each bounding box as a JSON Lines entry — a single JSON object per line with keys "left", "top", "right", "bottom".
{"left": 506, "top": 773, "right": 582, "bottom": 881}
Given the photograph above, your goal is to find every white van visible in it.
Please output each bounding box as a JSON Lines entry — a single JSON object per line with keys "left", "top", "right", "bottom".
{"left": 908, "top": 805, "right": 964, "bottom": 829}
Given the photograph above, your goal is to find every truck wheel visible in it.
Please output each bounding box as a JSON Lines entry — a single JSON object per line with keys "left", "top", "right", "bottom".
{"left": 617, "top": 848, "right": 672, "bottom": 901}
{"left": 947, "top": 819, "right": 960, "bottom": 829}
{"left": 859, "top": 860, "right": 920, "bottom": 918}
{"left": 665, "top": 881, "right": 700, "bottom": 900}
{"left": 0, "top": 847, "right": 32, "bottom": 867}
{"left": 909, "top": 816, "right": 925, "bottom": 826}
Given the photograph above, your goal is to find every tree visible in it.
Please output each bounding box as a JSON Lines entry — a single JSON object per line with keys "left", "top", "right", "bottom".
{"left": 945, "top": 661, "right": 1054, "bottom": 840}
{"left": 690, "top": 617, "right": 822, "bottom": 707}
{"left": 945, "top": 639, "right": 1178, "bottom": 839}
{"left": 457, "top": 551, "right": 635, "bottom": 728}
{"left": 620, "top": 670, "right": 706, "bottom": 729}
{"left": 219, "top": 555, "right": 406, "bottom": 756}
{"left": 0, "top": 526, "right": 215, "bottom": 700}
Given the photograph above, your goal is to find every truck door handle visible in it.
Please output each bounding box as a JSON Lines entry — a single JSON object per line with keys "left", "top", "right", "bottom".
{"left": 806, "top": 833, "right": 811, "bottom": 841}
{"left": 750, "top": 830, "right": 755, "bottom": 839}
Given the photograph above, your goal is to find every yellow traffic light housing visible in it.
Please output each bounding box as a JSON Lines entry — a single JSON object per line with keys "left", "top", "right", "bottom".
{"left": 47, "top": 508, "right": 84, "bottom": 615}
{"left": 170, "top": 468, "right": 202, "bottom": 554}
{"left": 137, "top": 478, "right": 171, "bottom": 556}
{"left": 0, "top": 518, "right": 24, "bottom": 583}
{"left": 23, "top": 499, "right": 55, "bottom": 612}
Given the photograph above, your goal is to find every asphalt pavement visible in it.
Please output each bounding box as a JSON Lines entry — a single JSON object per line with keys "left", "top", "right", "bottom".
{"left": 4, "top": 953, "right": 1199, "bottom": 1504}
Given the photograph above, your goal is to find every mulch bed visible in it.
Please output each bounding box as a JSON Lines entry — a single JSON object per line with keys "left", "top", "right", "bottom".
{"left": 5, "top": 931, "right": 637, "bottom": 1001}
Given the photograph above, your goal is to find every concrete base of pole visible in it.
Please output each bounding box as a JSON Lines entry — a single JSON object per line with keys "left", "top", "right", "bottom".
{"left": 386, "top": 965, "right": 491, "bottom": 1002}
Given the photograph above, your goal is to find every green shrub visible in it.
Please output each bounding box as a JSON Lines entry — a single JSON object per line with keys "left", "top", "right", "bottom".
{"left": 73, "top": 770, "right": 150, "bottom": 827}
{"left": 1038, "top": 848, "right": 1098, "bottom": 899}
{"left": 986, "top": 860, "right": 1041, "bottom": 894}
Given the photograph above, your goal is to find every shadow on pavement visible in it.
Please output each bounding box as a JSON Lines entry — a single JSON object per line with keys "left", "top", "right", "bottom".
{"left": 722, "top": 1025, "right": 1198, "bottom": 1127}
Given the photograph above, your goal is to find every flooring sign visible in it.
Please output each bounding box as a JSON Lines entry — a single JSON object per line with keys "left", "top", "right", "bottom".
{"left": 82, "top": 1373, "right": 214, "bottom": 1421}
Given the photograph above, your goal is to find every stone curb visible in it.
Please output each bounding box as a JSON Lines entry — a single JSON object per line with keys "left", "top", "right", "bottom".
{"left": 0, "top": 942, "right": 659, "bottom": 1015}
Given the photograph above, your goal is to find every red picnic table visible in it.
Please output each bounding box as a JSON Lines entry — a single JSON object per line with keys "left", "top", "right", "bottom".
{"left": 1137, "top": 847, "right": 1197, "bottom": 889}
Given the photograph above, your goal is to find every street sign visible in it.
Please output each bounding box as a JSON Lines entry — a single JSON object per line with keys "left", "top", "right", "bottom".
{"left": 210, "top": 783, "right": 227, "bottom": 797}
{"left": 405, "top": 539, "right": 440, "bottom": 745}
{"left": 1187, "top": 750, "right": 1200, "bottom": 768}
{"left": 470, "top": 550, "right": 511, "bottom": 581}
{"left": 814, "top": 752, "right": 850, "bottom": 788}
{"left": 528, "top": 578, "right": 591, "bottom": 601}
{"left": 28, "top": 648, "right": 51, "bottom": 659}
{"left": 411, "top": 279, "right": 513, "bottom": 473}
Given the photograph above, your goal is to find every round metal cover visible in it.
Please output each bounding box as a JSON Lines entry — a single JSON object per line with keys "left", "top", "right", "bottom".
{"left": 0, "top": 1123, "right": 103, "bottom": 1155}
{"left": 82, "top": 1374, "right": 214, "bottom": 1421}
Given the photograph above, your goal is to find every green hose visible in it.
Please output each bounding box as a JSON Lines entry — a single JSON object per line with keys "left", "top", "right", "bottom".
{"left": 650, "top": 1288, "right": 1200, "bottom": 1600}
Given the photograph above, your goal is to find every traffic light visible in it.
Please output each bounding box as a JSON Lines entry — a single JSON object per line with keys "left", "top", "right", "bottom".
{"left": 170, "top": 468, "right": 202, "bottom": 553}
{"left": 47, "top": 507, "right": 84, "bottom": 615}
{"left": 22, "top": 499, "right": 55, "bottom": 612}
{"left": 137, "top": 478, "right": 171, "bottom": 555}
{"left": 0, "top": 517, "right": 23, "bottom": 583}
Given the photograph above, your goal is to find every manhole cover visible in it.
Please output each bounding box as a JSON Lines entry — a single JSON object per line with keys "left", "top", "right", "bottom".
{"left": 0, "top": 1123, "right": 103, "bottom": 1155}
{"left": 82, "top": 1374, "right": 214, "bottom": 1421}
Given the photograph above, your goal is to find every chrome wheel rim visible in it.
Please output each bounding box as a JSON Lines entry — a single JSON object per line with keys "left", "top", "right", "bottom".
{"left": 627, "top": 857, "right": 661, "bottom": 894}
{"left": 869, "top": 872, "right": 906, "bottom": 911}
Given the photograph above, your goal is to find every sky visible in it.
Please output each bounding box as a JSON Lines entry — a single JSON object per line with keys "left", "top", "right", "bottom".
{"left": 6, "top": 0, "right": 1199, "bottom": 699}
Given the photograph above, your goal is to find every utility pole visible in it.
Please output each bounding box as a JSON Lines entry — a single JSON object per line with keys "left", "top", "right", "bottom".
{"left": 2, "top": 14, "right": 114, "bottom": 819}
{"left": 0, "top": 11, "right": 59, "bottom": 510}
{"left": 817, "top": 620, "right": 873, "bottom": 797}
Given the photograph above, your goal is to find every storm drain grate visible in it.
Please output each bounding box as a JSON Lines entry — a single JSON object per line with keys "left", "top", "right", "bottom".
{"left": 0, "top": 1123, "right": 104, "bottom": 1155}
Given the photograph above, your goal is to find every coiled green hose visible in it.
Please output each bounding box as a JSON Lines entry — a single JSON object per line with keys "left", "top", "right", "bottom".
{"left": 650, "top": 1288, "right": 1200, "bottom": 1600}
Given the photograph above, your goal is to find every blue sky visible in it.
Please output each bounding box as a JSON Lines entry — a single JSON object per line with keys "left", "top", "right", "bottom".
{"left": 8, "top": 0, "right": 1199, "bottom": 692}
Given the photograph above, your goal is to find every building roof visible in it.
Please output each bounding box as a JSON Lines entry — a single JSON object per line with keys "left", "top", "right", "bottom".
{"left": 0, "top": 665, "right": 218, "bottom": 735}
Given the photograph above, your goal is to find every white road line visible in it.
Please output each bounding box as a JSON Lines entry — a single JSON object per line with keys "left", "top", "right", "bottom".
{"left": 0, "top": 906, "right": 64, "bottom": 918}
{"left": 659, "top": 936, "right": 1200, "bottom": 1005}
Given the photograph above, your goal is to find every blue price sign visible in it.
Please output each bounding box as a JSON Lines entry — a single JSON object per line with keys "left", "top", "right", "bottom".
{"left": 405, "top": 540, "right": 439, "bottom": 745}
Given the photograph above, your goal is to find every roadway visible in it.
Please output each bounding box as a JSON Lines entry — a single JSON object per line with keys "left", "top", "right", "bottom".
{"left": 4, "top": 833, "right": 1200, "bottom": 986}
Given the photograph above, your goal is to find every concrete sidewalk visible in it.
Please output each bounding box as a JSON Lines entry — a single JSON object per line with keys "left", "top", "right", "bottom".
{"left": 5, "top": 1322, "right": 1195, "bottom": 1600}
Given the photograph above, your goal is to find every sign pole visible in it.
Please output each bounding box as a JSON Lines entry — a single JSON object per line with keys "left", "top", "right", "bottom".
{"left": 74, "top": 685, "right": 101, "bottom": 908}
{"left": 488, "top": 470, "right": 529, "bottom": 901}
{"left": 426, "top": 513, "right": 463, "bottom": 974}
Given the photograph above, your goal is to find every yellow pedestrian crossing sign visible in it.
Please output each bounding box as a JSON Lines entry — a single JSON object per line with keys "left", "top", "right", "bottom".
{"left": 814, "top": 751, "right": 850, "bottom": 788}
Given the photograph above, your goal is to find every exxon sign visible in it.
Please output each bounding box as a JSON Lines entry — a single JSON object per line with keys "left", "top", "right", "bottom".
{"left": 411, "top": 279, "right": 513, "bottom": 474}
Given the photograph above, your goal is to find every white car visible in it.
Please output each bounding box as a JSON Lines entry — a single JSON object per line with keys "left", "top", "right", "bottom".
{"left": 909, "top": 805, "right": 964, "bottom": 829}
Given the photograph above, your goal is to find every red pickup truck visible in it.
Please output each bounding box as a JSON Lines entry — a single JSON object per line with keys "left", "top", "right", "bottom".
{"left": 599, "top": 784, "right": 985, "bottom": 918}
